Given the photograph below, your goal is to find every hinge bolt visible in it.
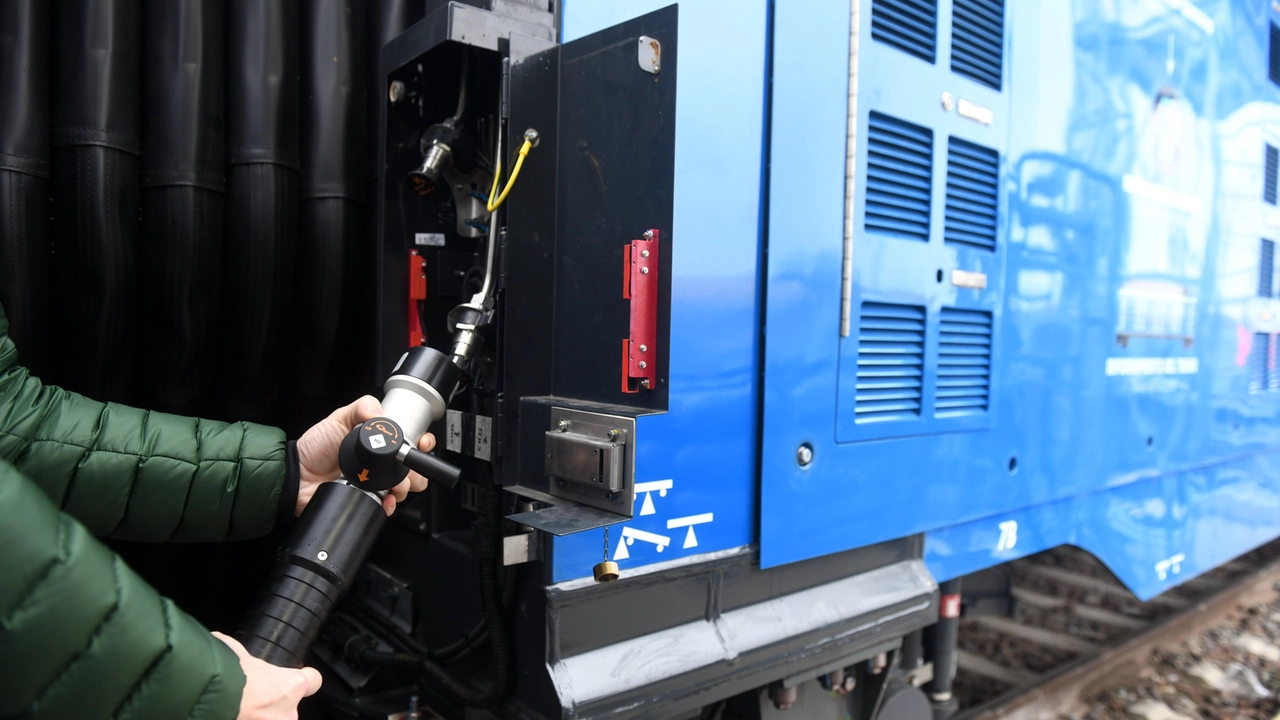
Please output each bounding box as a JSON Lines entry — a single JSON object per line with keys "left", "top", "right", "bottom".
{"left": 643, "top": 230, "right": 654, "bottom": 240}
{"left": 797, "top": 443, "right": 814, "bottom": 467}
{"left": 557, "top": 420, "right": 570, "bottom": 432}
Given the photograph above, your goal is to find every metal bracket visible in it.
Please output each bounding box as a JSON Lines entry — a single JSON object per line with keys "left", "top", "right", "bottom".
{"left": 507, "top": 407, "right": 635, "bottom": 535}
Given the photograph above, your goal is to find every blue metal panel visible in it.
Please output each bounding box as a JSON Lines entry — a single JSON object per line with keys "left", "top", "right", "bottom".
{"left": 551, "top": 1, "right": 768, "bottom": 582}
{"left": 763, "top": 0, "right": 1280, "bottom": 585}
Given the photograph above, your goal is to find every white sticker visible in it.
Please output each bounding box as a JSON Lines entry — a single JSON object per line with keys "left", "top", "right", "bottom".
{"left": 1155, "top": 553, "right": 1186, "bottom": 580}
{"left": 414, "top": 232, "right": 445, "bottom": 247}
{"left": 369, "top": 434, "right": 387, "bottom": 449}
{"left": 667, "top": 513, "right": 714, "bottom": 549}
{"left": 996, "top": 520, "right": 1018, "bottom": 552}
{"left": 1105, "top": 357, "right": 1199, "bottom": 376}
{"left": 614, "top": 527, "right": 670, "bottom": 560}
{"left": 634, "top": 479, "right": 673, "bottom": 516}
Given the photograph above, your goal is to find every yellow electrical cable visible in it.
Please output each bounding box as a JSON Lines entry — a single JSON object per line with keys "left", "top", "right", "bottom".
{"left": 486, "top": 136, "right": 534, "bottom": 213}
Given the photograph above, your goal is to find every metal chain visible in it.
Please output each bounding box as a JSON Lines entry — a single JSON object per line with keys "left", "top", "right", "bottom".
{"left": 603, "top": 526, "right": 610, "bottom": 562}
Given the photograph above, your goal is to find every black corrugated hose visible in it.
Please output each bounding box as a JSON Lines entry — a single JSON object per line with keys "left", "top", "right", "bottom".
{"left": 0, "top": 1, "right": 51, "bottom": 374}
{"left": 221, "top": 0, "right": 299, "bottom": 420}
{"left": 140, "top": 0, "right": 226, "bottom": 412}
{"left": 50, "top": 0, "right": 142, "bottom": 402}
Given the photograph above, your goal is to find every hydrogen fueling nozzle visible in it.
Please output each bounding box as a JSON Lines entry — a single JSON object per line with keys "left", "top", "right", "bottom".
{"left": 235, "top": 346, "right": 462, "bottom": 668}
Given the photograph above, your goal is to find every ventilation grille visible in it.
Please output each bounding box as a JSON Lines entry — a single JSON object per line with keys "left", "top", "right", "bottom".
{"left": 936, "top": 308, "right": 993, "bottom": 416}
{"left": 1267, "top": 145, "right": 1278, "bottom": 205}
{"left": 944, "top": 138, "right": 999, "bottom": 251}
{"left": 865, "top": 112, "right": 934, "bottom": 242}
{"left": 950, "top": 0, "right": 1004, "bottom": 90}
{"left": 1252, "top": 333, "right": 1272, "bottom": 392}
{"left": 871, "top": 0, "right": 938, "bottom": 64}
{"left": 1262, "top": 239, "right": 1275, "bottom": 298}
{"left": 856, "top": 302, "right": 925, "bottom": 423}
{"left": 1271, "top": 23, "right": 1280, "bottom": 86}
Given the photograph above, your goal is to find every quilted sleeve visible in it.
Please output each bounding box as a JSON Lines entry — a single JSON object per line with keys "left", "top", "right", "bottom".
{"left": 0, "top": 460, "right": 245, "bottom": 720}
{"left": 0, "top": 309, "right": 291, "bottom": 542}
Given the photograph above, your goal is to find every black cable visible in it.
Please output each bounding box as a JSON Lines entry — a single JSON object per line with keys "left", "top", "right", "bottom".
{"left": 348, "top": 468, "right": 511, "bottom": 709}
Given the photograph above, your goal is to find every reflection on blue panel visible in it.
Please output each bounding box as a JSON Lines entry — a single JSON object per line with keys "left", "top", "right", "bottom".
{"left": 764, "top": 0, "right": 1280, "bottom": 590}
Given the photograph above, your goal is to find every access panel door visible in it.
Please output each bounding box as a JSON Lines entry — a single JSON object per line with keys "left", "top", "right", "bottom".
{"left": 762, "top": 0, "right": 1012, "bottom": 567}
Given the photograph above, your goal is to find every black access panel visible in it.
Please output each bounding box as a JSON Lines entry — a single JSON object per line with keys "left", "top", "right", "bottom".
{"left": 501, "top": 7, "right": 676, "bottom": 493}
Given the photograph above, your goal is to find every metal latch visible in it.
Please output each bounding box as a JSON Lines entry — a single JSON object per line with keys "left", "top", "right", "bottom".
{"left": 545, "top": 426, "right": 624, "bottom": 493}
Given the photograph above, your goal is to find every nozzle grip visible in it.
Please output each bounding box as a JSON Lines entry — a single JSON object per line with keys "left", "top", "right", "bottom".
{"left": 403, "top": 447, "right": 463, "bottom": 490}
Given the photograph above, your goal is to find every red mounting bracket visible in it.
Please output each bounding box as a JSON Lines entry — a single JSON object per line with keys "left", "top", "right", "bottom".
{"left": 622, "top": 230, "right": 659, "bottom": 393}
{"left": 408, "top": 250, "right": 427, "bottom": 347}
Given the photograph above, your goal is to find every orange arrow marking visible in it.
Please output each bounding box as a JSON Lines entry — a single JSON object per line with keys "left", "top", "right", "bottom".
{"left": 358, "top": 468, "right": 370, "bottom": 482}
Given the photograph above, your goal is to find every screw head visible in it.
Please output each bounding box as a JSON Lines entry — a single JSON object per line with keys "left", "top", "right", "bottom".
{"left": 557, "top": 419, "right": 570, "bottom": 432}
{"left": 643, "top": 230, "right": 654, "bottom": 240}
{"left": 389, "top": 80, "right": 405, "bottom": 103}
{"left": 638, "top": 361, "right": 647, "bottom": 369}
{"left": 941, "top": 91, "right": 955, "bottom": 112}
{"left": 641, "top": 267, "right": 649, "bottom": 274}
{"left": 607, "top": 428, "right": 621, "bottom": 441}
{"left": 641, "top": 250, "right": 650, "bottom": 258}
{"left": 797, "top": 443, "right": 814, "bottom": 467}
{"left": 317, "top": 551, "right": 329, "bottom": 561}
{"left": 639, "top": 344, "right": 647, "bottom": 352}
{"left": 524, "top": 128, "right": 541, "bottom": 146}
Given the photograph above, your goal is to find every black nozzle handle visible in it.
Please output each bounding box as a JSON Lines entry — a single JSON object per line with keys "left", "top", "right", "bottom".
{"left": 235, "top": 481, "right": 386, "bottom": 667}
{"left": 403, "top": 447, "right": 463, "bottom": 490}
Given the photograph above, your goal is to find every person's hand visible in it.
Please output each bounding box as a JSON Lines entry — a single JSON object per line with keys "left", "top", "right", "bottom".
{"left": 294, "top": 395, "right": 436, "bottom": 516}
{"left": 212, "top": 632, "right": 322, "bottom": 720}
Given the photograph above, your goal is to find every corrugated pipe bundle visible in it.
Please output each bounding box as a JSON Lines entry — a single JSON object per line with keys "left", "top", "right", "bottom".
{"left": 0, "top": 0, "right": 425, "bottom": 423}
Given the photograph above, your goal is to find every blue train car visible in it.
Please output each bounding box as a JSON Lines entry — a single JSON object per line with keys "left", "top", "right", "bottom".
{"left": 527, "top": 0, "right": 1280, "bottom": 716}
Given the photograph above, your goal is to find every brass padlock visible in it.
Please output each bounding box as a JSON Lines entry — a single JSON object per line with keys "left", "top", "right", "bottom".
{"left": 593, "top": 560, "right": 620, "bottom": 583}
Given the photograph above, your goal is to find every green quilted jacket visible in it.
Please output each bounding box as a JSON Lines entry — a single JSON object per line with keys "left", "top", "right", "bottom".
{"left": 0, "top": 305, "right": 296, "bottom": 720}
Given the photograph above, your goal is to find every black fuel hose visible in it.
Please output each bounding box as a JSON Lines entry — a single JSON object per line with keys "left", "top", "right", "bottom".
{"left": 221, "top": 0, "right": 299, "bottom": 420}
{"left": 50, "top": 0, "right": 142, "bottom": 402}
{"left": 0, "top": 0, "right": 52, "bottom": 373}
{"left": 140, "top": 0, "right": 225, "bottom": 412}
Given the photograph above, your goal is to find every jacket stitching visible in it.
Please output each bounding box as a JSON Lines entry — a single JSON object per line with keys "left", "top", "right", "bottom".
{"left": 183, "top": 661, "right": 220, "bottom": 717}
{"left": 172, "top": 418, "right": 202, "bottom": 542}
{"left": 224, "top": 426, "right": 248, "bottom": 542}
{"left": 0, "top": 515, "right": 68, "bottom": 628}
{"left": 108, "top": 599, "right": 174, "bottom": 720}
{"left": 107, "top": 409, "right": 150, "bottom": 536}
{"left": 28, "top": 554, "right": 126, "bottom": 713}
{"left": 0, "top": 432, "right": 279, "bottom": 465}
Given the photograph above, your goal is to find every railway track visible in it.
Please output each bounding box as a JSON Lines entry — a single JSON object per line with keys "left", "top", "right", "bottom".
{"left": 948, "top": 541, "right": 1280, "bottom": 720}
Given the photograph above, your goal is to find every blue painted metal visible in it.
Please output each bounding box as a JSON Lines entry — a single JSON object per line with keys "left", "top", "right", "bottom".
{"left": 553, "top": 0, "right": 1280, "bottom": 599}
{"left": 551, "top": 1, "right": 768, "bottom": 581}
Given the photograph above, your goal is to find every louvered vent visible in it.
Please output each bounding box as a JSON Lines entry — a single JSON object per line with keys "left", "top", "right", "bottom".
{"left": 1271, "top": 23, "right": 1280, "bottom": 86}
{"left": 936, "top": 308, "right": 993, "bottom": 417}
{"left": 855, "top": 302, "right": 925, "bottom": 423}
{"left": 1261, "top": 239, "right": 1275, "bottom": 298}
{"left": 1266, "top": 145, "right": 1278, "bottom": 205}
{"left": 950, "top": 0, "right": 1004, "bottom": 90}
{"left": 871, "top": 0, "right": 938, "bottom": 64}
{"left": 865, "top": 112, "right": 933, "bottom": 242}
{"left": 944, "top": 137, "right": 999, "bottom": 251}
{"left": 1252, "top": 332, "right": 1271, "bottom": 392}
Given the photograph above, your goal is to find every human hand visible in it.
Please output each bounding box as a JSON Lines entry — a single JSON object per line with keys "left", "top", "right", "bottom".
{"left": 294, "top": 395, "right": 437, "bottom": 516}
{"left": 212, "top": 631, "right": 321, "bottom": 720}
